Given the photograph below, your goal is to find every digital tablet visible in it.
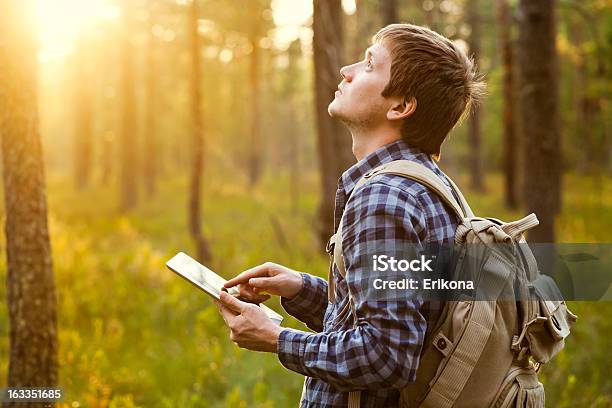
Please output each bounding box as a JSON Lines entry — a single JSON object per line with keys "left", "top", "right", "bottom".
{"left": 166, "top": 252, "right": 283, "bottom": 325}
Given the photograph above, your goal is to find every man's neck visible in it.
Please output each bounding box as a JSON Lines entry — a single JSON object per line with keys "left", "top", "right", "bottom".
{"left": 350, "top": 127, "right": 402, "bottom": 161}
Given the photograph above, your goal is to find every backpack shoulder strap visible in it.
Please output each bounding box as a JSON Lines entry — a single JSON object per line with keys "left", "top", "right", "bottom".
{"left": 327, "top": 174, "right": 371, "bottom": 302}
{"left": 328, "top": 159, "right": 471, "bottom": 302}
{"left": 379, "top": 160, "right": 473, "bottom": 219}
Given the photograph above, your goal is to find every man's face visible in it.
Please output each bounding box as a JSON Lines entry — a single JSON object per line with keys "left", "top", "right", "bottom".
{"left": 328, "top": 42, "right": 393, "bottom": 128}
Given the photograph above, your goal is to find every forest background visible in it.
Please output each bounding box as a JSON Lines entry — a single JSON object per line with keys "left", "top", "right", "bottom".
{"left": 0, "top": 0, "right": 610, "bottom": 407}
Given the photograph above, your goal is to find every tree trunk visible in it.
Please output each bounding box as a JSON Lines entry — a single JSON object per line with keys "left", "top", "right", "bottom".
{"left": 517, "top": 0, "right": 561, "bottom": 243}
{"left": 313, "top": 0, "right": 354, "bottom": 247}
{"left": 188, "top": 0, "right": 212, "bottom": 263}
{"left": 73, "top": 36, "right": 93, "bottom": 190}
{"left": 286, "top": 40, "right": 301, "bottom": 214}
{"left": 100, "top": 27, "right": 118, "bottom": 187}
{"left": 380, "top": 0, "right": 398, "bottom": 25}
{"left": 0, "top": 0, "right": 58, "bottom": 401}
{"left": 467, "top": 0, "right": 485, "bottom": 192}
{"left": 101, "top": 132, "right": 114, "bottom": 186}
{"left": 352, "top": 0, "right": 377, "bottom": 61}
{"left": 568, "top": 16, "right": 604, "bottom": 175}
{"left": 144, "top": 0, "right": 158, "bottom": 197}
{"left": 496, "top": 0, "right": 518, "bottom": 208}
{"left": 120, "top": 0, "right": 138, "bottom": 210}
{"left": 248, "top": 35, "right": 262, "bottom": 187}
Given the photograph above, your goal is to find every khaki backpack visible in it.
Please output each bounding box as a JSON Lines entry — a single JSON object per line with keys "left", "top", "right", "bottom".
{"left": 327, "top": 160, "right": 577, "bottom": 408}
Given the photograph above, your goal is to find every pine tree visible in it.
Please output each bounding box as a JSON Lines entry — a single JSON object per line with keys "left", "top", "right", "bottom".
{"left": 0, "top": 0, "right": 58, "bottom": 399}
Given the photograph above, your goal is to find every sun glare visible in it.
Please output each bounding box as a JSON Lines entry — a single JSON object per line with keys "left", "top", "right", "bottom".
{"left": 36, "top": 0, "right": 120, "bottom": 62}
{"left": 270, "top": 0, "right": 312, "bottom": 49}
{"left": 33, "top": 0, "right": 332, "bottom": 61}
{"left": 272, "top": 0, "right": 312, "bottom": 27}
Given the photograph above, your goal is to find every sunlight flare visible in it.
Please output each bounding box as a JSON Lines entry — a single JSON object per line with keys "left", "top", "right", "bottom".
{"left": 36, "top": 0, "right": 120, "bottom": 62}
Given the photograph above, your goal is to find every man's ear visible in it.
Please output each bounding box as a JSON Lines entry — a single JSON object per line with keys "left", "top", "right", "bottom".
{"left": 387, "top": 97, "right": 417, "bottom": 121}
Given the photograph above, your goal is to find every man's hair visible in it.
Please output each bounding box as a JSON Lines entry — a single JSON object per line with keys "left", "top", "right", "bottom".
{"left": 374, "top": 24, "right": 485, "bottom": 160}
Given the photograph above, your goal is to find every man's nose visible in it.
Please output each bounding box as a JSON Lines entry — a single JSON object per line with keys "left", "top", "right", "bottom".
{"left": 340, "top": 65, "right": 352, "bottom": 82}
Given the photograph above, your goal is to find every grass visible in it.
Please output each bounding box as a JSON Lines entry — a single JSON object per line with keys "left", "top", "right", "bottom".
{"left": 0, "top": 168, "right": 610, "bottom": 407}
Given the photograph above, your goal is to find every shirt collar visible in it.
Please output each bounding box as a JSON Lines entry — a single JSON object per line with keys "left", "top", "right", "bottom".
{"left": 338, "top": 139, "right": 432, "bottom": 197}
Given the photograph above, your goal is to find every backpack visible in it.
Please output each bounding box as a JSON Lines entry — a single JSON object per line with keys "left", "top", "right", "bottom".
{"left": 327, "top": 159, "right": 577, "bottom": 408}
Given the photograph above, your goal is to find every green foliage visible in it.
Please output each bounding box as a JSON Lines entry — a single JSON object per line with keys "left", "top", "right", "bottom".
{"left": 0, "top": 169, "right": 610, "bottom": 406}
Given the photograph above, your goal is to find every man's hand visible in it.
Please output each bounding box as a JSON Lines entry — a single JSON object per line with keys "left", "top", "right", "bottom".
{"left": 216, "top": 291, "right": 282, "bottom": 353}
{"left": 224, "top": 262, "right": 303, "bottom": 301}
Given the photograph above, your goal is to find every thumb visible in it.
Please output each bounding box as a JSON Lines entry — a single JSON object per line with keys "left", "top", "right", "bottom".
{"left": 219, "top": 291, "right": 245, "bottom": 313}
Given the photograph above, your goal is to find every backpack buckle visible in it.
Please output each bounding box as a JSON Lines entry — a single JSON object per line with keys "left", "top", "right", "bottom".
{"left": 512, "top": 315, "right": 548, "bottom": 352}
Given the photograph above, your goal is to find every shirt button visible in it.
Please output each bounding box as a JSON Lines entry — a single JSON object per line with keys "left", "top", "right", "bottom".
{"left": 437, "top": 338, "right": 447, "bottom": 350}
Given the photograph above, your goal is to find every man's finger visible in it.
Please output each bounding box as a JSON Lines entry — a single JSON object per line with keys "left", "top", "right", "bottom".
{"left": 224, "top": 264, "right": 272, "bottom": 288}
{"left": 217, "top": 302, "right": 239, "bottom": 323}
{"left": 238, "top": 283, "right": 257, "bottom": 297}
{"left": 238, "top": 284, "right": 270, "bottom": 303}
{"left": 218, "top": 291, "right": 247, "bottom": 313}
{"left": 223, "top": 285, "right": 270, "bottom": 305}
{"left": 215, "top": 299, "right": 237, "bottom": 320}
{"left": 249, "top": 277, "right": 278, "bottom": 290}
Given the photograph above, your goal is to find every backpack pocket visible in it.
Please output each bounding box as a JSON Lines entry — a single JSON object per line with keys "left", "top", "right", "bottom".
{"left": 524, "top": 275, "right": 577, "bottom": 363}
{"left": 494, "top": 367, "right": 544, "bottom": 408}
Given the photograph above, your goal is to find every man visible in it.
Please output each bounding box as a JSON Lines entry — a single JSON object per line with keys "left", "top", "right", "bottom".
{"left": 216, "top": 24, "right": 484, "bottom": 407}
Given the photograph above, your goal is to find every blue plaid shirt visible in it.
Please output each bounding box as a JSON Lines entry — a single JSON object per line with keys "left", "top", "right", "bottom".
{"left": 277, "top": 140, "right": 459, "bottom": 407}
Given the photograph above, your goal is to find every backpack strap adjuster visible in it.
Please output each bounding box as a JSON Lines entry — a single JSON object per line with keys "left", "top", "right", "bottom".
{"left": 433, "top": 332, "right": 453, "bottom": 357}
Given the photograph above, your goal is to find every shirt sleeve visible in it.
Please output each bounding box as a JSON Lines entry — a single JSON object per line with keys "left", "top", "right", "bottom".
{"left": 281, "top": 272, "right": 329, "bottom": 332}
{"left": 277, "top": 181, "right": 429, "bottom": 391}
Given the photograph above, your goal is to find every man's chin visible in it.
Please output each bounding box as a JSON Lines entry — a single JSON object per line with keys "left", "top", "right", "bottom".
{"left": 327, "top": 101, "right": 342, "bottom": 118}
